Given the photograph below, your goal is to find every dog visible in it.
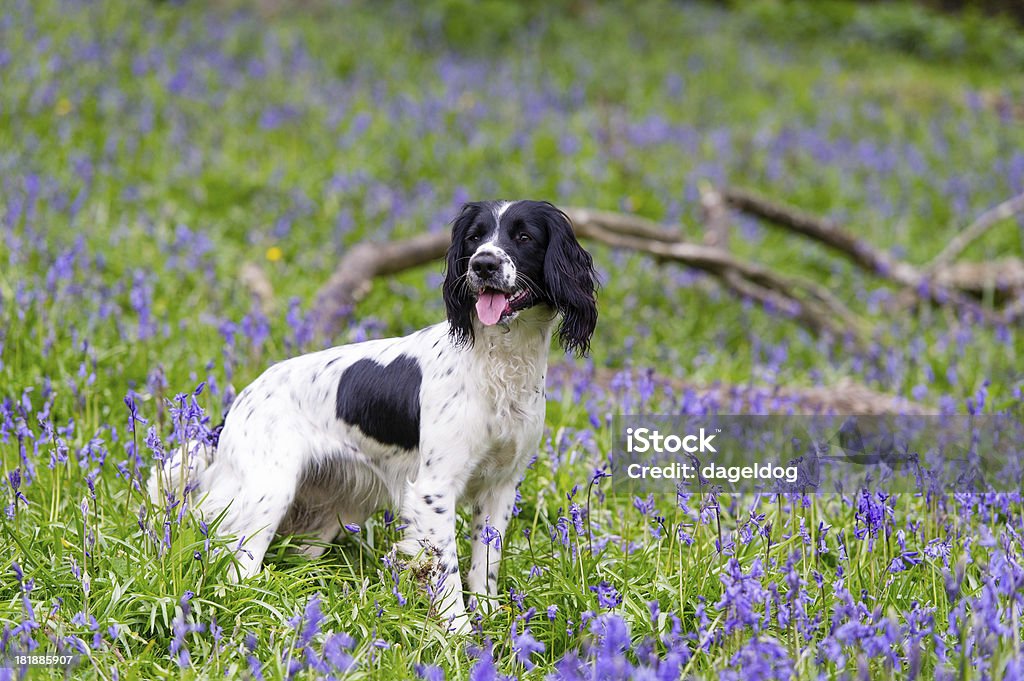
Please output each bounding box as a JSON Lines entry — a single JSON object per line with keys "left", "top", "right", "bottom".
{"left": 149, "top": 200, "right": 597, "bottom": 627}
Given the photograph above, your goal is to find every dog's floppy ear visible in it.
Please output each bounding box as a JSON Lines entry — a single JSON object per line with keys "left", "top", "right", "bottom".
{"left": 443, "top": 202, "right": 481, "bottom": 347}
{"left": 541, "top": 203, "right": 598, "bottom": 356}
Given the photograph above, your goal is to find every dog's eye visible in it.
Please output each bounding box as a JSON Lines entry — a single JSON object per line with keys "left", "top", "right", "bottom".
{"left": 517, "top": 233, "right": 531, "bottom": 243}
{"left": 467, "top": 234, "right": 481, "bottom": 242}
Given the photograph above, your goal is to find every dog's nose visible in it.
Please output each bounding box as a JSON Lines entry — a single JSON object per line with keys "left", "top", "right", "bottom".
{"left": 470, "top": 253, "right": 500, "bottom": 279}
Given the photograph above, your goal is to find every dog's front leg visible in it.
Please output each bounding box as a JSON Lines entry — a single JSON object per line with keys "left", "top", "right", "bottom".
{"left": 397, "top": 483, "right": 467, "bottom": 629}
{"left": 467, "top": 479, "right": 517, "bottom": 615}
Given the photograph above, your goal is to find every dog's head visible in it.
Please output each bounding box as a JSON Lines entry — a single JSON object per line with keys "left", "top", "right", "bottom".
{"left": 443, "top": 200, "right": 598, "bottom": 356}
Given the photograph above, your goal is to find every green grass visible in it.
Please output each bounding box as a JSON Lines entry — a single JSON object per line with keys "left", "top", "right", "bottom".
{"left": 1, "top": 0, "right": 1023, "bottom": 678}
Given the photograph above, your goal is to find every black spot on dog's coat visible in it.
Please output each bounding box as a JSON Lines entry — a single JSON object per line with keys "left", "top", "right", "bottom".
{"left": 336, "top": 355, "right": 422, "bottom": 450}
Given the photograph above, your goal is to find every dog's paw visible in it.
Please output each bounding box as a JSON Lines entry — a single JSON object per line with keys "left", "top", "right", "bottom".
{"left": 398, "top": 541, "right": 443, "bottom": 585}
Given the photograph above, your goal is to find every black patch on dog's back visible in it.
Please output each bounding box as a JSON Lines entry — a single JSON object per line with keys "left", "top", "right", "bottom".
{"left": 335, "top": 355, "right": 422, "bottom": 450}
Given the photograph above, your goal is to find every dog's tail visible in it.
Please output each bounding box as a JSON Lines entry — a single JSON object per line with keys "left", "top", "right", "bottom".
{"left": 145, "top": 419, "right": 224, "bottom": 507}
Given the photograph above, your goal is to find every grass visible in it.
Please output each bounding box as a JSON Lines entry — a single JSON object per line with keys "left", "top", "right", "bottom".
{"left": 1, "top": 0, "right": 1023, "bottom": 678}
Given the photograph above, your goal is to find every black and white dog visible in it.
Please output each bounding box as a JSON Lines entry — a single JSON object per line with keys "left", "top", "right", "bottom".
{"left": 149, "top": 200, "right": 597, "bottom": 626}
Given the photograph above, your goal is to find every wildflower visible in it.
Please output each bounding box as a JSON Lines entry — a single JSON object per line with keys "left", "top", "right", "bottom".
{"left": 569, "top": 503, "right": 585, "bottom": 536}
{"left": 632, "top": 494, "right": 655, "bottom": 516}
{"left": 511, "top": 620, "right": 545, "bottom": 670}
{"left": 589, "top": 614, "right": 632, "bottom": 678}
{"left": 647, "top": 600, "right": 660, "bottom": 625}
{"left": 168, "top": 591, "right": 203, "bottom": 668}
{"left": 716, "top": 558, "right": 767, "bottom": 634}
{"left": 727, "top": 636, "right": 794, "bottom": 679}
{"left": 888, "top": 530, "right": 922, "bottom": 573}
{"left": 509, "top": 587, "right": 526, "bottom": 611}
{"left": 467, "top": 642, "right": 499, "bottom": 681}
{"left": 323, "top": 632, "right": 356, "bottom": 673}
{"left": 481, "top": 520, "right": 501, "bottom": 550}
{"left": 415, "top": 663, "right": 445, "bottom": 681}
{"left": 290, "top": 594, "right": 324, "bottom": 648}
{"left": 552, "top": 516, "right": 570, "bottom": 547}
{"left": 590, "top": 582, "right": 622, "bottom": 609}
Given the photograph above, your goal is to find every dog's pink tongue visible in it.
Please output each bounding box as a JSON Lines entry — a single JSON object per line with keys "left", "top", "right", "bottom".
{"left": 476, "top": 291, "right": 507, "bottom": 326}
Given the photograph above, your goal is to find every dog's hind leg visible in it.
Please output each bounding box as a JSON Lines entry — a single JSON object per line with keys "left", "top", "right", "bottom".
{"left": 200, "top": 438, "right": 307, "bottom": 580}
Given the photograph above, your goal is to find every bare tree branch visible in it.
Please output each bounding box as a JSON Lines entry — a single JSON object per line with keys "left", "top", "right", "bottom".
{"left": 568, "top": 214, "right": 864, "bottom": 340}
{"left": 313, "top": 231, "right": 449, "bottom": 336}
{"left": 721, "top": 186, "right": 913, "bottom": 278}
{"left": 699, "top": 182, "right": 730, "bottom": 249}
{"left": 933, "top": 258, "right": 1024, "bottom": 302}
{"left": 927, "top": 191, "right": 1024, "bottom": 272}
{"left": 720, "top": 186, "right": 1002, "bottom": 322}
{"left": 312, "top": 206, "right": 867, "bottom": 342}
{"left": 562, "top": 206, "right": 681, "bottom": 243}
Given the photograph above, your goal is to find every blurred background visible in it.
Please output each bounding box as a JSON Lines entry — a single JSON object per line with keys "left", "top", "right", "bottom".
{"left": 2, "top": 0, "right": 1023, "bottom": 411}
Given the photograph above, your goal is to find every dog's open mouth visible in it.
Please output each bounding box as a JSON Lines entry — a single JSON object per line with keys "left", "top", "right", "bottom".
{"left": 475, "top": 287, "right": 534, "bottom": 326}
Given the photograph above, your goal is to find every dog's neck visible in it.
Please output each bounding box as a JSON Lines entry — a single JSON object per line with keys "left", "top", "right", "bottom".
{"left": 464, "top": 306, "right": 556, "bottom": 426}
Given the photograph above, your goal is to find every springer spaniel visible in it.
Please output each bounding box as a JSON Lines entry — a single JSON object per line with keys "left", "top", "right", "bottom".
{"left": 149, "top": 200, "right": 597, "bottom": 628}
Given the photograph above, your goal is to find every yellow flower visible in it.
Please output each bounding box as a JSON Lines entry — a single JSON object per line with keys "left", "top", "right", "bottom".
{"left": 55, "top": 98, "right": 72, "bottom": 116}
{"left": 265, "top": 246, "right": 283, "bottom": 262}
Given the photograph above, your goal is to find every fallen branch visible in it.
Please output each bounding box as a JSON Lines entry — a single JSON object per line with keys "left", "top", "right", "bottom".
{"left": 926, "top": 191, "right": 1024, "bottom": 272}
{"left": 313, "top": 231, "right": 449, "bottom": 336}
{"left": 699, "top": 182, "right": 730, "bottom": 249}
{"left": 932, "top": 257, "right": 1024, "bottom": 303}
{"left": 721, "top": 186, "right": 909, "bottom": 277}
{"left": 313, "top": 208, "right": 866, "bottom": 341}
{"left": 563, "top": 207, "right": 681, "bottom": 243}
{"left": 568, "top": 214, "right": 864, "bottom": 339}
{"left": 719, "top": 186, "right": 1004, "bottom": 322}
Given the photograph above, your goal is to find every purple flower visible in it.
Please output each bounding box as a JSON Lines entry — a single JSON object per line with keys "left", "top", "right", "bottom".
{"left": 468, "top": 648, "right": 499, "bottom": 681}
{"left": 509, "top": 587, "right": 526, "bottom": 612}
{"left": 168, "top": 591, "right": 204, "bottom": 668}
{"left": 633, "top": 494, "right": 656, "bottom": 516}
{"left": 511, "top": 620, "right": 545, "bottom": 670}
{"left": 481, "top": 521, "right": 501, "bottom": 550}
{"left": 716, "top": 558, "right": 767, "bottom": 635}
{"left": 323, "top": 632, "right": 355, "bottom": 672}
{"left": 415, "top": 663, "right": 445, "bottom": 681}
{"left": 247, "top": 653, "right": 264, "bottom": 680}
{"left": 291, "top": 594, "right": 323, "bottom": 648}
{"left": 590, "top": 582, "right": 622, "bottom": 609}
{"left": 727, "top": 636, "right": 794, "bottom": 679}
{"left": 647, "top": 600, "right": 660, "bottom": 625}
